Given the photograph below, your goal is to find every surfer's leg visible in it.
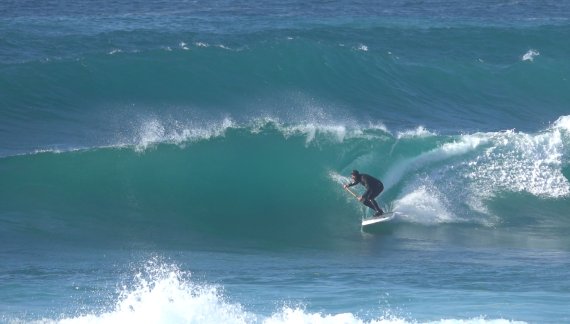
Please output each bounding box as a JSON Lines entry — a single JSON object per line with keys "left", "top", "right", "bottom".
{"left": 363, "top": 195, "right": 383, "bottom": 215}
{"left": 370, "top": 199, "right": 383, "bottom": 215}
{"left": 369, "top": 189, "right": 383, "bottom": 215}
{"left": 362, "top": 199, "right": 376, "bottom": 211}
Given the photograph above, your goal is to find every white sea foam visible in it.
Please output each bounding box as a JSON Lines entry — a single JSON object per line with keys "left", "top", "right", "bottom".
{"left": 396, "top": 126, "right": 436, "bottom": 139}
{"left": 136, "top": 119, "right": 166, "bottom": 150}
{"left": 329, "top": 171, "right": 349, "bottom": 186}
{"left": 356, "top": 44, "right": 369, "bottom": 51}
{"left": 383, "top": 134, "right": 488, "bottom": 190}
{"left": 552, "top": 115, "right": 570, "bottom": 131}
{"left": 465, "top": 128, "right": 569, "bottom": 198}
{"left": 386, "top": 120, "right": 569, "bottom": 225}
{"left": 28, "top": 261, "right": 527, "bottom": 324}
{"left": 130, "top": 115, "right": 378, "bottom": 151}
{"left": 521, "top": 49, "right": 539, "bottom": 62}
{"left": 133, "top": 117, "right": 236, "bottom": 152}
{"left": 367, "top": 122, "right": 390, "bottom": 134}
{"left": 389, "top": 126, "right": 435, "bottom": 156}
{"left": 279, "top": 120, "right": 391, "bottom": 145}
{"left": 393, "top": 185, "right": 457, "bottom": 224}
{"left": 32, "top": 148, "right": 64, "bottom": 154}
{"left": 282, "top": 123, "right": 348, "bottom": 144}
{"left": 120, "top": 114, "right": 389, "bottom": 152}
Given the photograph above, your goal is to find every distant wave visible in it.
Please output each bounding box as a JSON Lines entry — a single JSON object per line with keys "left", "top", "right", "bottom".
{"left": 2, "top": 23, "right": 570, "bottom": 159}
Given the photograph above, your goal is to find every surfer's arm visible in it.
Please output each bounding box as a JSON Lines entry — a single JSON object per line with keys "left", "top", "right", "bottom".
{"left": 345, "top": 178, "right": 360, "bottom": 188}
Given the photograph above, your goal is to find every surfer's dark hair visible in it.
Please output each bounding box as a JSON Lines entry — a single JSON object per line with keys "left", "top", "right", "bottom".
{"left": 351, "top": 170, "right": 360, "bottom": 176}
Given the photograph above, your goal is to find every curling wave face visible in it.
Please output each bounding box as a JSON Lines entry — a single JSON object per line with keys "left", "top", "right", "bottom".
{"left": 1, "top": 117, "right": 568, "bottom": 248}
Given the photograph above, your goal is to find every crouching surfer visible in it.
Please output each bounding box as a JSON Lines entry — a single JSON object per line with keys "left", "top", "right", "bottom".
{"left": 343, "top": 170, "right": 384, "bottom": 216}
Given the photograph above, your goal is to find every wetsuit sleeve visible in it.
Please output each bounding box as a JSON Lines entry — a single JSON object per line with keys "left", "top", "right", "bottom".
{"left": 346, "top": 179, "right": 360, "bottom": 187}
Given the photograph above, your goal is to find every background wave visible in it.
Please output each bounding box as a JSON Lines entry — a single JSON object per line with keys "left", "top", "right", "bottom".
{"left": 2, "top": 24, "right": 570, "bottom": 156}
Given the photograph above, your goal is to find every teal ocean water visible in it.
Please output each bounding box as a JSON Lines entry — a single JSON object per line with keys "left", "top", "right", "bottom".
{"left": 1, "top": 1, "right": 569, "bottom": 323}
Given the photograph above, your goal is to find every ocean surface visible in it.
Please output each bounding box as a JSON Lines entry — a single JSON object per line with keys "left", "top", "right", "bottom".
{"left": 1, "top": 0, "right": 570, "bottom": 323}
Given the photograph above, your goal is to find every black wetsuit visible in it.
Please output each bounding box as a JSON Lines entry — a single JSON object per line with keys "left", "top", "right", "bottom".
{"left": 347, "top": 173, "right": 384, "bottom": 214}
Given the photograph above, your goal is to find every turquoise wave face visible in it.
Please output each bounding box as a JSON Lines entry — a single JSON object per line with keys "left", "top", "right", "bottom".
{"left": 1, "top": 121, "right": 568, "bottom": 248}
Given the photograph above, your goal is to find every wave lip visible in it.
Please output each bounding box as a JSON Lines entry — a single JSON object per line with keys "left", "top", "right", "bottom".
{"left": 117, "top": 116, "right": 391, "bottom": 153}
{"left": 129, "top": 117, "right": 237, "bottom": 152}
{"left": 396, "top": 126, "right": 437, "bottom": 139}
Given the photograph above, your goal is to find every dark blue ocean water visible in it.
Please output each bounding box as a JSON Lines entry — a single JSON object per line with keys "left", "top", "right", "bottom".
{"left": 1, "top": 1, "right": 569, "bottom": 323}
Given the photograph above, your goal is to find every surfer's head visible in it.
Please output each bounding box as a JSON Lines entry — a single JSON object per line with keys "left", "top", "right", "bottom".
{"left": 351, "top": 170, "right": 360, "bottom": 180}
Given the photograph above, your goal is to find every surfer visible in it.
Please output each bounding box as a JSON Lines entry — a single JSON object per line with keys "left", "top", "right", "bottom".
{"left": 343, "top": 170, "right": 384, "bottom": 216}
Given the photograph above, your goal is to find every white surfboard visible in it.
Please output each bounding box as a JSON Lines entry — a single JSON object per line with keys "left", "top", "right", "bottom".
{"left": 361, "top": 212, "right": 396, "bottom": 227}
